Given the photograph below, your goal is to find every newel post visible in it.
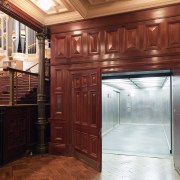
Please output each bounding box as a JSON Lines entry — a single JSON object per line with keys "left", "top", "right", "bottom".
{"left": 36, "top": 29, "right": 48, "bottom": 154}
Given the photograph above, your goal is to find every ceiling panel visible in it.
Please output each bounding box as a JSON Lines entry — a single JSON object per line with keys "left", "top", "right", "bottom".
{"left": 29, "top": 0, "right": 73, "bottom": 15}
{"left": 8, "top": 0, "right": 180, "bottom": 25}
{"left": 103, "top": 76, "right": 169, "bottom": 90}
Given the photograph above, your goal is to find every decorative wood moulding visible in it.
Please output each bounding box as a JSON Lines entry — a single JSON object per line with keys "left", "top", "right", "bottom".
{"left": 124, "top": 26, "right": 139, "bottom": 52}
{"left": 71, "top": 34, "right": 83, "bottom": 57}
{"left": 88, "top": 32, "right": 100, "bottom": 55}
{"left": 168, "top": 22, "right": 180, "bottom": 48}
{"left": 49, "top": 4, "right": 180, "bottom": 160}
{"left": 71, "top": 70, "right": 100, "bottom": 161}
{"left": 51, "top": 21, "right": 180, "bottom": 64}
{"left": 105, "top": 29, "right": 119, "bottom": 53}
{"left": 0, "top": 0, "right": 43, "bottom": 32}
{"left": 145, "top": 24, "right": 160, "bottom": 50}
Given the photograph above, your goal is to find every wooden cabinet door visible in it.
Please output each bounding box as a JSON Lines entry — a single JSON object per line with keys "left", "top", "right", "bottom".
{"left": 72, "top": 68, "right": 102, "bottom": 171}
{"left": 172, "top": 70, "right": 180, "bottom": 174}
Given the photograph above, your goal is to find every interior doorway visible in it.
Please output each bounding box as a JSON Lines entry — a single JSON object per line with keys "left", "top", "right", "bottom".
{"left": 102, "top": 70, "right": 172, "bottom": 158}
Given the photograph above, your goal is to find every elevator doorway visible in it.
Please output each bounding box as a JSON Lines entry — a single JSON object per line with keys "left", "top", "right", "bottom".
{"left": 102, "top": 70, "right": 172, "bottom": 158}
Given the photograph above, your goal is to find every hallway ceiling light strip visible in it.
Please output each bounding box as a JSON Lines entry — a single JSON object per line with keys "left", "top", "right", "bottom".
{"left": 102, "top": 76, "right": 168, "bottom": 90}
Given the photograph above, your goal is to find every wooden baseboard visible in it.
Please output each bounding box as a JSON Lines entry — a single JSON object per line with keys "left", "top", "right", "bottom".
{"left": 74, "top": 150, "right": 101, "bottom": 172}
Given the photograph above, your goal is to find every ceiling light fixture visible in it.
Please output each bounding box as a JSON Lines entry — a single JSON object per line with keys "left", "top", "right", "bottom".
{"left": 39, "top": 0, "right": 52, "bottom": 11}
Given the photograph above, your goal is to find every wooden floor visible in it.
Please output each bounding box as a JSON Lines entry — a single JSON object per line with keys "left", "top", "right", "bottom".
{"left": 0, "top": 154, "right": 179, "bottom": 180}
{"left": 0, "top": 155, "right": 100, "bottom": 180}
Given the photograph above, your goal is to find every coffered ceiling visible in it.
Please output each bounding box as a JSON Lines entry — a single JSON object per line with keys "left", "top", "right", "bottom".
{"left": 8, "top": 0, "right": 180, "bottom": 25}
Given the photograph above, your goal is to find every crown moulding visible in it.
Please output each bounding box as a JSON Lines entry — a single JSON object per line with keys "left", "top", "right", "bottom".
{"left": 1, "top": 0, "right": 180, "bottom": 30}
{"left": 0, "top": 0, "right": 44, "bottom": 32}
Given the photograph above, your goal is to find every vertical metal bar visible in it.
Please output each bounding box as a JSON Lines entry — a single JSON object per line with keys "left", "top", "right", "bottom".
{"left": 29, "top": 74, "right": 31, "bottom": 91}
{"left": 9, "top": 71, "right": 14, "bottom": 106}
{"left": 170, "top": 75, "right": 173, "bottom": 154}
{"left": 15, "top": 71, "right": 18, "bottom": 103}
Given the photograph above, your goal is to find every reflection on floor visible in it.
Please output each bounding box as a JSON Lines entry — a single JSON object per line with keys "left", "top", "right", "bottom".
{"left": 0, "top": 154, "right": 179, "bottom": 180}
{"left": 102, "top": 154, "right": 180, "bottom": 180}
{"left": 103, "top": 124, "right": 170, "bottom": 158}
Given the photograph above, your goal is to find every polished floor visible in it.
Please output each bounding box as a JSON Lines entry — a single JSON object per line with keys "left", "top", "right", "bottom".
{"left": 0, "top": 154, "right": 179, "bottom": 180}
{"left": 103, "top": 124, "right": 170, "bottom": 158}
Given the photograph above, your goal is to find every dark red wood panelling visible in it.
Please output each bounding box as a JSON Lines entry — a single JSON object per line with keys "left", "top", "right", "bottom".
{"left": 82, "top": 92, "right": 88, "bottom": 125}
{"left": 51, "top": 121, "right": 67, "bottom": 145}
{"left": 51, "top": 4, "right": 180, "bottom": 34}
{"left": 51, "top": 34, "right": 68, "bottom": 64}
{"left": 89, "top": 135, "right": 98, "bottom": 158}
{"left": 50, "top": 68, "right": 70, "bottom": 155}
{"left": 74, "top": 91, "right": 81, "bottom": 124}
{"left": 71, "top": 69, "right": 101, "bottom": 170}
{"left": 144, "top": 24, "right": 160, "bottom": 50}
{"left": 105, "top": 29, "right": 119, "bottom": 53}
{"left": 50, "top": 5, "right": 180, "bottom": 64}
{"left": 51, "top": 67, "right": 65, "bottom": 119}
{"left": 88, "top": 31, "right": 100, "bottom": 55}
{"left": 82, "top": 75, "right": 88, "bottom": 87}
{"left": 71, "top": 34, "right": 83, "bottom": 57}
{"left": 50, "top": 4, "right": 180, "bottom": 170}
{"left": 168, "top": 22, "right": 180, "bottom": 48}
{"left": 2, "top": 105, "right": 37, "bottom": 163}
{"left": 123, "top": 25, "right": 140, "bottom": 52}
{"left": 74, "top": 130, "right": 81, "bottom": 150}
{"left": 57, "top": 36, "right": 67, "bottom": 58}
{"left": 81, "top": 132, "right": 88, "bottom": 154}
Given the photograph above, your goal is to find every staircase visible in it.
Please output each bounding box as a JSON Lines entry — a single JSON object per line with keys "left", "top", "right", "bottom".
{"left": 0, "top": 72, "right": 38, "bottom": 104}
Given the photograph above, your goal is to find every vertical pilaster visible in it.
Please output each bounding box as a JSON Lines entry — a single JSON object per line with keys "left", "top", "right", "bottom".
{"left": 36, "top": 31, "right": 48, "bottom": 154}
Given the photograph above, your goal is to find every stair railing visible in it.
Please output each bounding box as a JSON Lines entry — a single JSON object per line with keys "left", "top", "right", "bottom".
{"left": 3, "top": 63, "right": 39, "bottom": 105}
{"left": 1, "top": 59, "right": 50, "bottom": 105}
{"left": 16, "top": 62, "right": 39, "bottom": 91}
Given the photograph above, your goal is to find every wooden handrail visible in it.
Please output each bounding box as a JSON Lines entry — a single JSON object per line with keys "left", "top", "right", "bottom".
{"left": 0, "top": 60, "right": 50, "bottom": 105}
{"left": 25, "top": 63, "right": 38, "bottom": 72}
{"left": 4, "top": 67, "right": 38, "bottom": 76}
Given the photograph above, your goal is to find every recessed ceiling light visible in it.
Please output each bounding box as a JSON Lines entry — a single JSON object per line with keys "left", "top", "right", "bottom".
{"left": 39, "top": 0, "right": 52, "bottom": 11}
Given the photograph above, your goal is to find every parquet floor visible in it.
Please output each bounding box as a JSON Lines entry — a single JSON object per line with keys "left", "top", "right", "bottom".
{"left": 0, "top": 154, "right": 179, "bottom": 180}
{"left": 0, "top": 155, "right": 100, "bottom": 180}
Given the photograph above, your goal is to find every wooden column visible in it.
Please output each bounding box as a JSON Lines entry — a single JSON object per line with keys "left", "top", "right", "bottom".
{"left": 36, "top": 31, "right": 48, "bottom": 154}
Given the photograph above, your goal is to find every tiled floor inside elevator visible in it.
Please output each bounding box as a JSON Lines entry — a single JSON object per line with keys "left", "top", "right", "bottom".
{"left": 102, "top": 153, "right": 180, "bottom": 180}
{"left": 103, "top": 124, "right": 170, "bottom": 158}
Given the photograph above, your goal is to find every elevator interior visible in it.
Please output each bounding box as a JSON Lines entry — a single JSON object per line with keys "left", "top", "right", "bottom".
{"left": 102, "top": 70, "right": 171, "bottom": 158}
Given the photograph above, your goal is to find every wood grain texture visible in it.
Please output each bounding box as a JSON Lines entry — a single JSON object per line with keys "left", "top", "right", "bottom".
{"left": 50, "top": 4, "right": 180, "bottom": 64}
{"left": 49, "top": 4, "right": 180, "bottom": 170}
{"left": 0, "top": 105, "right": 37, "bottom": 164}
{"left": 71, "top": 69, "right": 101, "bottom": 171}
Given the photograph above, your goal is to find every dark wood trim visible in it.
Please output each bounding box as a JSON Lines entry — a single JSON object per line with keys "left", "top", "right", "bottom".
{"left": 1, "top": 105, "right": 38, "bottom": 164}
{"left": 0, "top": 0, "right": 43, "bottom": 32}
{"left": 74, "top": 150, "right": 101, "bottom": 172}
{"left": 3, "top": 67, "right": 38, "bottom": 76}
{"left": 49, "top": 3, "right": 180, "bottom": 170}
{"left": 51, "top": 3, "right": 180, "bottom": 33}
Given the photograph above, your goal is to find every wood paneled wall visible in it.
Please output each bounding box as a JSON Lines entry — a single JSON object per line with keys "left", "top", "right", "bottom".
{"left": 0, "top": 105, "right": 37, "bottom": 164}
{"left": 51, "top": 17, "right": 180, "bottom": 66}
{"left": 50, "top": 4, "right": 180, "bottom": 155}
